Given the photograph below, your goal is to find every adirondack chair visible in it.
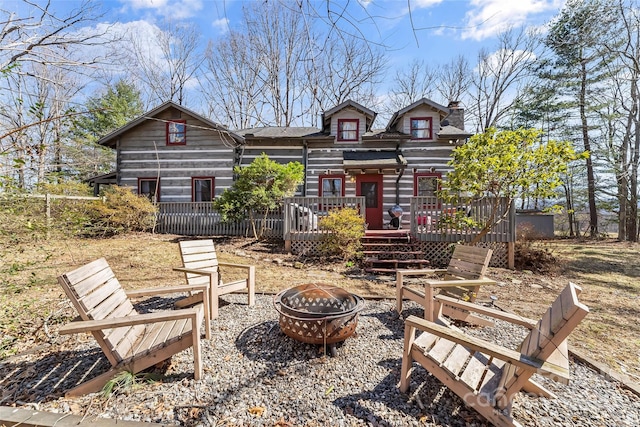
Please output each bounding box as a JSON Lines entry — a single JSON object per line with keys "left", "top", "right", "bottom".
{"left": 173, "top": 239, "right": 255, "bottom": 319}
{"left": 399, "top": 282, "right": 589, "bottom": 427}
{"left": 57, "top": 258, "right": 210, "bottom": 396}
{"left": 396, "top": 245, "right": 496, "bottom": 325}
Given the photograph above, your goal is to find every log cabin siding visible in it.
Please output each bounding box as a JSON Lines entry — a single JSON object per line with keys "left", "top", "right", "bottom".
{"left": 99, "top": 100, "right": 466, "bottom": 222}
{"left": 306, "top": 145, "right": 345, "bottom": 196}
{"left": 239, "top": 146, "right": 305, "bottom": 166}
{"left": 112, "top": 106, "right": 238, "bottom": 202}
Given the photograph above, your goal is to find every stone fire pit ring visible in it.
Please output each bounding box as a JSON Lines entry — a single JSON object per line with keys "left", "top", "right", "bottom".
{"left": 273, "top": 283, "right": 365, "bottom": 352}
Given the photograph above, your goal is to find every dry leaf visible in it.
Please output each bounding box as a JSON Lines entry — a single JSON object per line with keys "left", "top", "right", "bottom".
{"left": 248, "top": 406, "right": 265, "bottom": 416}
{"left": 274, "top": 417, "right": 293, "bottom": 427}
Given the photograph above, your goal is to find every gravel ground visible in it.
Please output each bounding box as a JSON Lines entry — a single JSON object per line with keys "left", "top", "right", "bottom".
{"left": 1, "top": 293, "right": 639, "bottom": 427}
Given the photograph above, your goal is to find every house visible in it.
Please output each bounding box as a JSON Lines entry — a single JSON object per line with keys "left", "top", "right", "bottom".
{"left": 238, "top": 98, "right": 471, "bottom": 229}
{"left": 93, "top": 98, "right": 471, "bottom": 230}
{"left": 90, "top": 98, "right": 516, "bottom": 267}
{"left": 92, "top": 101, "right": 244, "bottom": 203}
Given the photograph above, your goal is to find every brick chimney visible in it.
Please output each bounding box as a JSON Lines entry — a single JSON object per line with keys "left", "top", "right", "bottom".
{"left": 446, "top": 101, "right": 465, "bottom": 131}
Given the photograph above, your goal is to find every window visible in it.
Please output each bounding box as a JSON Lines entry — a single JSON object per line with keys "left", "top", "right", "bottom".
{"left": 410, "top": 117, "right": 432, "bottom": 140}
{"left": 192, "top": 177, "right": 214, "bottom": 202}
{"left": 166, "top": 120, "right": 186, "bottom": 145}
{"left": 138, "top": 178, "right": 159, "bottom": 202}
{"left": 414, "top": 173, "right": 441, "bottom": 197}
{"left": 337, "top": 119, "right": 359, "bottom": 142}
{"left": 319, "top": 174, "right": 345, "bottom": 197}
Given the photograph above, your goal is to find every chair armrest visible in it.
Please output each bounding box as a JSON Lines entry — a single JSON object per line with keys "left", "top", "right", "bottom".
{"left": 404, "top": 315, "right": 569, "bottom": 381}
{"left": 126, "top": 284, "right": 208, "bottom": 298}
{"left": 173, "top": 267, "right": 216, "bottom": 276}
{"left": 423, "top": 277, "right": 497, "bottom": 288}
{"left": 218, "top": 262, "right": 255, "bottom": 272}
{"left": 58, "top": 307, "right": 201, "bottom": 335}
{"left": 398, "top": 268, "right": 447, "bottom": 277}
{"left": 435, "top": 295, "right": 538, "bottom": 328}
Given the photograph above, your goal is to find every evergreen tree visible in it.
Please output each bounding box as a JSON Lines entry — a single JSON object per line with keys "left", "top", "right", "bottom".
{"left": 66, "top": 80, "right": 144, "bottom": 179}
{"left": 543, "top": 0, "right": 619, "bottom": 237}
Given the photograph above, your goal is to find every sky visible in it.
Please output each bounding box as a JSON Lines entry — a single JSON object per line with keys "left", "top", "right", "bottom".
{"left": 5, "top": 0, "right": 568, "bottom": 124}
{"left": 96, "top": 0, "right": 566, "bottom": 62}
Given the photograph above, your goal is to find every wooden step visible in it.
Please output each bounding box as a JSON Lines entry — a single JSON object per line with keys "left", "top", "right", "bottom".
{"left": 361, "top": 237, "right": 411, "bottom": 243}
{"left": 363, "top": 251, "right": 424, "bottom": 256}
{"left": 361, "top": 242, "right": 417, "bottom": 247}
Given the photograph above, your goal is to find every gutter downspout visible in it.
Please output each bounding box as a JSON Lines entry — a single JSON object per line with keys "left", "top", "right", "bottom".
{"left": 116, "top": 139, "right": 121, "bottom": 186}
{"left": 302, "top": 140, "right": 308, "bottom": 196}
{"left": 395, "top": 144, "right": 404, "bottom": 205}
{"left": 233, "top": 144, "right": 245, "bottom": 181}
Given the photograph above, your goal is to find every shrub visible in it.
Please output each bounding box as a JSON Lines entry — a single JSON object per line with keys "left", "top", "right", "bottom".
{"left": 318, "top": 207, "right": 366, "bottom": 261}
{"left": 514, "top": 241, "right": 557, "bottom": 273}
{"left": 0, "top": 181, "right": 94, "bottom": 241}
{"left": 85, "top": 186, "right": 157, "bottom": 236}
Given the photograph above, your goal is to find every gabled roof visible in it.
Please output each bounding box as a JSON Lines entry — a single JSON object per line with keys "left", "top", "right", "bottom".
{"left": 386, "top": 98, "right": 450, "bottom": 131}
{"left": 95, "top": 101, "right": 245, "bottom": 148}
{"left": 321, "top": 99, "right": 377, "bottom": 133}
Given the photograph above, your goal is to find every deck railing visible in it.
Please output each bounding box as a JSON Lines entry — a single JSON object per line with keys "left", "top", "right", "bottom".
{"left": 410, "top": 196, "right": 515, "bottom": 242}
{"left": 282, "top": 196, "right": 366, "bottom": 241}
{"left": 155, "top": 202, "right": 282, "bottom": 237}
{"left": 154, "top": 196, "right": 514, "bottom": 243}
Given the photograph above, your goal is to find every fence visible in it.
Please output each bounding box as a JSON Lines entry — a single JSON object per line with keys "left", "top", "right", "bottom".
{"left": 410, "top": 196, "right": 515, "bottom": 243}
{"left": 282, "top": 196, "right": 366, "bottom": 241}
{"left": 154, "top": 202, "right": 283, "bottom": 237}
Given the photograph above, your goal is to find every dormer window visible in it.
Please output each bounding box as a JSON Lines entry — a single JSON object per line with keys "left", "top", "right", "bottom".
{"left": 166, "top": 120, "right": 186, "bottom": 145}
{"left": 410, "top": 117, "right": 432, "bottom": 140}
{"left": 337, "top": 119, "right": 359, "bottom": 142}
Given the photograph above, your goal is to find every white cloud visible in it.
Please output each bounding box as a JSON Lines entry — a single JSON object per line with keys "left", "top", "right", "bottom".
{"left": 212, "top": 17, "right": 229, "bottom": 34}
{"left": 462, "top": 0, "right": 563, "bottom": 41}
{"left": 411, "top": 0, "right": 444, "bottom": 8}
{"left": 120, "top": 0, "right": 204, "bottom": 20}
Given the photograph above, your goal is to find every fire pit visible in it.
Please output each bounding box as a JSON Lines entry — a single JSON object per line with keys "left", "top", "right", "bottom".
{"left": 273, "top": 284, "right": 365, "bottom": 355}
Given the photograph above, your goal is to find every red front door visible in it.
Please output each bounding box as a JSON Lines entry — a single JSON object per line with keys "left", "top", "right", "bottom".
{"left": 356, "top": 174, "right": 384, "bottom": 229}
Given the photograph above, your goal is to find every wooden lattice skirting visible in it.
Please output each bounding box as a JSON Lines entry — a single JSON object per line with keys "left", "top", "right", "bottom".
{"left": 290, "top": 240, "right": 510, "bottom": 268}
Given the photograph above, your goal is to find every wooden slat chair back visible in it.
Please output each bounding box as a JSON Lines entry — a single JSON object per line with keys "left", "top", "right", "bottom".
{"left": 400, "top": 282, "right": 589, "bottom": 427}
{"left": 59, "top": 258, "right": 145, "bottom": 365}
{"left": 57, "top": 258, "right": 205, "bottom": 396}
{"left": 396, "top": 245, "right": 495, "bottom": 324}
{"left": 175, "top": 239, "right": 255, "bottom": 319}
{"left": 494, "top": 283, "right": 587, "bottom": 407}
{"left": 441, "top": 245, "right": 493, "bottom": 299}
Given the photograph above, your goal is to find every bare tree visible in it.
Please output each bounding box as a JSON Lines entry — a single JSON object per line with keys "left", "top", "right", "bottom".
{"left": 601, "top": 1, "right": 640, "bottom": 241}
{"left": 127, "top": 20, "right": 204, "bottom": 106}
{"left": 435, "top": 55, "right": 472, "bottom": 106}
{"left": 0, "top": 1, "right": 119, "bottom": 188}
{"left": 468, "top": 27, "right": 539, "bottom": 132}
{"left": 0, "top": 0, "right": 107, "bottom": 73}
{"left": 245, "top": 1, "right": 310, "bottom": 126}
{"left": 0, "top": 62, "right": 82, "bottom": 188}
{"left": 311, "top": 33, "right": 387, "bottom": 114}
{"left": 386, "top": 59, "right": 436, "bottom": 111}
{"left": 201, "top": 31, "right": 263, "bottom": 129}
{"left": 200, "top": 0, "right": 386, "bottom": 128}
